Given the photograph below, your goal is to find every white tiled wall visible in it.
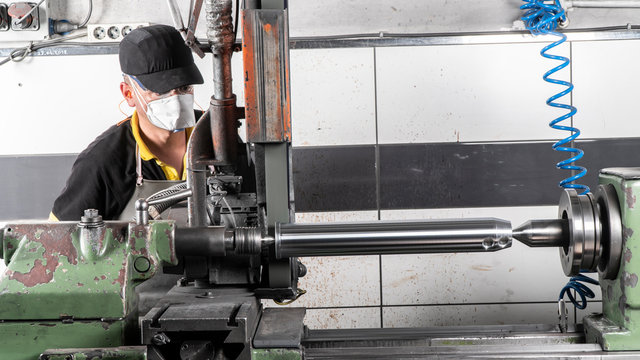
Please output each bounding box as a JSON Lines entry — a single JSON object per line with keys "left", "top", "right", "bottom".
{"left": 573, "top": 39, "right": 640, "bottom": 140}
{"left": 290, "top": 48, "right": 377, "bottom": 147}
{"left": 376, "top": 43, "right": 571, "bottom": 144}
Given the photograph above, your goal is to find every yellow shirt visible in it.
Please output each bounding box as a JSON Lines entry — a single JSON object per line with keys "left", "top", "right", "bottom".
{"left": 130, "top": 110, "right": 193, "bottom": 181}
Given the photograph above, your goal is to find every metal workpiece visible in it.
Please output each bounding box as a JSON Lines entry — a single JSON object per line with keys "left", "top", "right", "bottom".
{"left": 205, "top": 0, "right": 234, "bottom": 99}
{"left": 174, "top": 226, "right": 263, "bottom": 256}
{"left": 274, "top": 218, "right": 512, "bottom": 258}
{"left": 512, "top": 219, "right": 569, "bottom": 247}
{"left": 175, "top": 226, "right": 232, "bottom": 256}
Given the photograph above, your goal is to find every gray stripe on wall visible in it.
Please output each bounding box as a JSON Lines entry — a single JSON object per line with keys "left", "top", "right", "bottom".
{"left": 379, "top": 139, "right": 640, "bottom": 210}
{"left": 292, "top": 146, "right": 378, "bottom": 212}
{"left": 0, "top": 154, "right": 76, "bottom": 220}
{"left": 2, "top": 138, "right": 640, "bottom": 219}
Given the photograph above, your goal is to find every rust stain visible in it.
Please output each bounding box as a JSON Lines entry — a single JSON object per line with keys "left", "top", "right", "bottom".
{"left": 101, "top": 275, "right": 106, "bottom": 280}
{"left": 77, "top": 282, "right": 84, "bottom": 287}
{"left": 622, "top": 272, "right": 639, "bottom": 288}
{"left": 94, "top": 276, "right": 100, "bottom": 281}
{"left": 6, "top": 242, "right": 13, "bottom": 250}
{"left": 263, "top": 23, "right": 272, "bottom": 33}
{"left": 390, "top": 274, "right": 418, "bottom": 288}
{"left": 624, "top": 186, "right": 636, "bottom": 209}
{"left": 625, "top": 249, "right": 633, "bottom": 263}
{"left": 6, "top": 224, "right": 81, "bottom": 287}
{"left": 8, "top": 258, "right": 55, "bottom": 287}
{"left": 471, "top": 265, "right": 493, "bottom": 271}
{"left": 623, "top": 226, "right": 634, "bottom": 242}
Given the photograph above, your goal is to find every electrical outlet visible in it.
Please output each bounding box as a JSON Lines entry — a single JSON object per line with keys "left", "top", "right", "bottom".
{"left": 87, "top": 23, "right": 150, "bottom": 42}
{"left": 0, "top": 1, "right": 50, "bottom": 41}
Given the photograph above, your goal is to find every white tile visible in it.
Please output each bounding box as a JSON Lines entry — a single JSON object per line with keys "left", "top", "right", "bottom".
{"left": 305, "top": 307, "right": 381, "bottom": 329}
{"left": 383, "top": 303, "right": 561, "bottom": 327}
{"left": 290, "top": 48, "right": 376, "bottom": 147}
{"left": 376, "top": 43, "right": 571, "bottom": 144}
{"left": 573, "top": 39, "right": 640, "bottom": 139}
{"left": 380, "top": 206, "right": 577, "bottom": 305}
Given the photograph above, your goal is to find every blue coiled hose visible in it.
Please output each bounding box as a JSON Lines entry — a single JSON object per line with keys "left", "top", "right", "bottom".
{"left": 521, "top": 0, "right": 590, "bottom": 195}
{"left": 521, "top": 1, "right": 597, "bottom": 310}
{"left": 558, "top": 274, "right": 599, "bottom": 309}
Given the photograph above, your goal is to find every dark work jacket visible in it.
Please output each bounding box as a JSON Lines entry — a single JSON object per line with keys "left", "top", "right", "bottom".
{"left": 52, "top": 111, "right": 255, "bottom": 221}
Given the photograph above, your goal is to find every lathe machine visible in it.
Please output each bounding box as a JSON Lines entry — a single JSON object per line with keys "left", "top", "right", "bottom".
{"left": 1, "top": 1, "right": 640, "bottom": 359}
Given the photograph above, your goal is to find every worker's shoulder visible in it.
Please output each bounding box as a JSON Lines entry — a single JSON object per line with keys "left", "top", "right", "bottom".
{"left": 76, "top": 119, "right": 135, "bottom": 165}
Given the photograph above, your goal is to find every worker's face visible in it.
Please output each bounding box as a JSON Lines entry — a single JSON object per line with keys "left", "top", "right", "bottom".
{"left": 120, "top": 76, "right": 194, "bottom": 113}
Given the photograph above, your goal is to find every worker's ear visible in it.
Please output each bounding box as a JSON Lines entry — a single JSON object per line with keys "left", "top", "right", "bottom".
{"left": 120, "top": 82, "right": 136, "bottom": 107}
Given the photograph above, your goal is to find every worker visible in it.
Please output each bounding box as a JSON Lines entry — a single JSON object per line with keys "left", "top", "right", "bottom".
{"left": 50, "top": 24, "right": 205, "bottom": 221}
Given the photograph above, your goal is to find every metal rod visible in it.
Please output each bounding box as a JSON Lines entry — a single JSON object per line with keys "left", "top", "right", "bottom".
{"left": 166, "top": 0, "right": 186, "bottom": 30}
{"left": 568, "top": 0, "right": 640, "bottom": 7}
{"left": 275, "top": 218, "right": 512, "bottom": 258}
{"left": 206, "top": 0, "right": 234, "bottom": 100}
{"left": 512, "top": 219, "right": 569, "bottom": 248}
{"left": 175, "top": 226, "right": 232, "bottom": 256}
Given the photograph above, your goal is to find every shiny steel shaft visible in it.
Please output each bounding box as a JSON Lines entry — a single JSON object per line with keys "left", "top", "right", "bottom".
{"left": 512, "top": 219, "right": 569, "bottom": 247}
{"left": 275, "top": 218, "right": 512, "bottom": 258}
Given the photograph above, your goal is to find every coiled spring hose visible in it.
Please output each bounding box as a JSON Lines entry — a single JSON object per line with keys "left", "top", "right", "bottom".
{"left": 521, "top": 0, "right": 589, "bottom": 195}
{"left": 521, "top": 1, "right": 598, "bottom": 310}
{"left": 558, "top": 274, "right": 599, "bottom": 309}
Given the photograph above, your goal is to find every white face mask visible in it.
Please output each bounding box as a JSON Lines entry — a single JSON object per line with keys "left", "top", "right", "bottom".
{"left": 131, "top": 82, "right": 196, "bottom": 132}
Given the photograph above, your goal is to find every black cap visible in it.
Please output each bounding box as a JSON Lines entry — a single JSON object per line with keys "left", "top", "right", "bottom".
{"left": 119, "top": 24, "right": 204, "bottom": 94}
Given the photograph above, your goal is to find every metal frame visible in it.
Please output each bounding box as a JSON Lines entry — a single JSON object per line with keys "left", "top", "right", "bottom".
{"left": 4, "top": 27, "right": 640, "bottom": 57}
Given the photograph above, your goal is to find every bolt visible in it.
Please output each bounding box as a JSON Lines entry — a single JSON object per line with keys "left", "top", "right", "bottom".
{"left": 152, "top": 333, "right": 171, "bottom": 346}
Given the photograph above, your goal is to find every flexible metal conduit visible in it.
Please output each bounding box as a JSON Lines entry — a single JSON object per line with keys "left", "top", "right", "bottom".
{"left": 275, "top": 218, "right": 512, "bottom": 258}
{"left": 205, "top": 0, "right": 234, "bottom": 100}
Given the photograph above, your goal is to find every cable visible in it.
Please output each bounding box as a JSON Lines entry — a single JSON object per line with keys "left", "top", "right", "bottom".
{"left": 274, "top": 288, "right": 307, "bottom": 306}
{"left": 521, "top": 0, "right": 590, "bottom": 195}
{"left": 0, "top": 30, "right": 87, "bottom": 66}
{"left": 558, "top": 274, "right": 599, "bottom": 309}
